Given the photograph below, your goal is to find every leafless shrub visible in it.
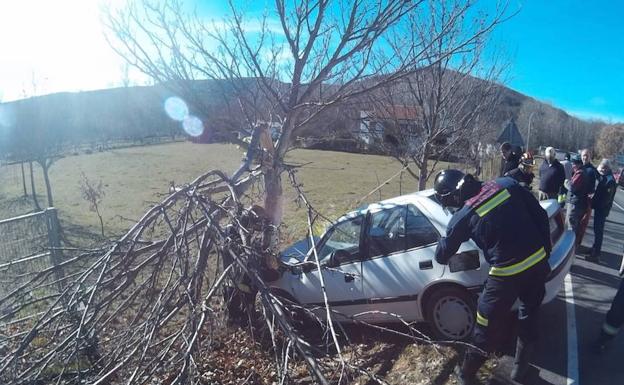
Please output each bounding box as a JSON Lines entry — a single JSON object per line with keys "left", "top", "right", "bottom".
{"left": 79, "top": 172, "right": 106, "bottom": 237}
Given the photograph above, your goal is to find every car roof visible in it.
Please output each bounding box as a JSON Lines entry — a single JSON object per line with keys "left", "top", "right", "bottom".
{"left": 336, "top": 188, "right": 558, "bottom": 222}
{"left": 336, "top": 189, "right": 436, "bottom": 222}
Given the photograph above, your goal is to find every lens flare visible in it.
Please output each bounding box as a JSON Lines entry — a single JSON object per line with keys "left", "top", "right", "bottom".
{"left": 182, "top": 116, "right": 204, "bottom": 137}
{"left": 164, "top": 97, "right": 189, "bottom": 121}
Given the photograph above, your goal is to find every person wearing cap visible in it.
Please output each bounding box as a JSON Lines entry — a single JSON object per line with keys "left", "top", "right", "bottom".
{"left": 500, "top": 142, "right": 521, "bottom": 176}
{"left": 538, "top": 147, "right": 565, "bottom": 200}
{"left": 587, "top": 159, "right": 618, "bottom": 262}
{"left": 433, "top": 170, "right": 551, "bottom": 384}
{"left": 505, "top": 152, "right": 535, "bottom": 190}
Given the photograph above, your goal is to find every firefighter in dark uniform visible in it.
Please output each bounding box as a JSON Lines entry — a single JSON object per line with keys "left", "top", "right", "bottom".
{"left": 434, "top": 169, "right": 552, "bottom": 384}
{"left": 593, "top": 249, "right": 624, "bottom": 352}
{"left": 505, "top": 152, "right": 536, "bottom": 190}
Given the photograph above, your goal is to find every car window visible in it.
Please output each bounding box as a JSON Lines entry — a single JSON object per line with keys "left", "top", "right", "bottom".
{"left": 316, "top": 216, "right": 363, "bottom": 263}
{"left": 367, "top": 205, "right": 406, "bottom": 257}
{"left": 405, "top": 204, "right": 440, "bottom": 249}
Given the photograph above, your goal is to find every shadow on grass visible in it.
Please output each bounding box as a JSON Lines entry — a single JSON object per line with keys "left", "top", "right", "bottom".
{"left": 0, "top": 195, "right": 39, "bottom": 219}
{"left": 59, "top": 218, "right": 113, "bottom": 248}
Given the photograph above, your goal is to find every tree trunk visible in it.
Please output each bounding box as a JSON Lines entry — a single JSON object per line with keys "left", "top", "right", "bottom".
{"left": 97, "top": 210, "right": 105, "bottom": 237}
{"left": 40, "top": 160, "right": 54, "bottom": 207}
{"left": 263, "top": 167, "right": 283, "bottom": 226}
{"left": 21, "top": 162, "right": 28, "bottom": 197}
{"left": 29, "top": 161, "right": 42, "bottom": 211}
{"left": 418, "top": 145, "right": 429, "bottom": 191}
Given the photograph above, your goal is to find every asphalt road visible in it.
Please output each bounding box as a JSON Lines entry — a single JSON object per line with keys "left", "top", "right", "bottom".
{"left": 491, "top": 188, "right": 624, "bottom": 385}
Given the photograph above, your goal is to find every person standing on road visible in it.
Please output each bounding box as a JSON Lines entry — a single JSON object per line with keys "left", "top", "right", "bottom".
{"left": 500, "top": 142, "right": 521, "bottom": 176}
{"left": 593, "top": 250, "right": 624, "bottom": 352}
{"left": 577, "top": 149, "right": 599, "bottom": 247}
{"left": 434, "top": 170, "right": 552, "bottom": 385}
{"left": 581, "top": 149, "right": 599, "bottom": 193}
{"left": 505, "top": 152, "right": 535, "bottom": 190}
{"left": 568, "top": 158, "right": 591, "bottom": 246}
{"left": 559, "top": 153, "right": 573, "bottom": 207}
{"left": 538, "top": 147, "right": 565, "bottom": 200}
{"left": 587, "top": 159, "right": 617, "bottom": 262}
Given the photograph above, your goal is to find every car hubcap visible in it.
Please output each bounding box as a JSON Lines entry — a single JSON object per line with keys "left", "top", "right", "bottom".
{"left": 433, "top": 296, "right": 474, "bottom": 339}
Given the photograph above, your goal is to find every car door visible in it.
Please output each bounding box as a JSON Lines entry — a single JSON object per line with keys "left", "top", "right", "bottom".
{"left": 362, "top": 204, "right": 441, "bottom": 321}
{"left": 289, "top": 215, "right": 367, "bottom": 321}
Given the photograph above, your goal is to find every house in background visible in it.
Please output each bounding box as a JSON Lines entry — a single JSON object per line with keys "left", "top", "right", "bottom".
{"left": 496, "top": 118, "right": 525, "bottom": 152}
{"left": 357, "top": 104, "right": 423, "bottom": 151}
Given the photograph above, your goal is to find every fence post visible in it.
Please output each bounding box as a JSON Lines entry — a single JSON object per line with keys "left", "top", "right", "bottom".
{"left": 45, "top": 208, "right": 65, "bottom": 295}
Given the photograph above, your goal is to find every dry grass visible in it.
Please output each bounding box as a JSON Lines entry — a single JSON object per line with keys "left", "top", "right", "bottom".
{"left": 0, "top": 142, "right": 455, "bottom": 244}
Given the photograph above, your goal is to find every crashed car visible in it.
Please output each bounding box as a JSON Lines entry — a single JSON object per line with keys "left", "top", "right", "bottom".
{"left": 271, "top": 189, "right": 575, "bottom": 340}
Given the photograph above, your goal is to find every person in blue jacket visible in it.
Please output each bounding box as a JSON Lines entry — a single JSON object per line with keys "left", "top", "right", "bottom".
{"left": 434, "top": 169, "right": 552, "bottom": 385}
{"left": 587, "top": 159, "right": 617, "bottom": 262}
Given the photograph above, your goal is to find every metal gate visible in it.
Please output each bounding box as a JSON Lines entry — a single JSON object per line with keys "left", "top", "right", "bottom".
{"left": 0, "top": 208, "right": 63, "bottom": 299}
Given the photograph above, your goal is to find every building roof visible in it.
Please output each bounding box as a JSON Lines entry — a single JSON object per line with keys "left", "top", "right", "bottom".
{"left": 497, "top": 118, "right": 525, "bottom": 148}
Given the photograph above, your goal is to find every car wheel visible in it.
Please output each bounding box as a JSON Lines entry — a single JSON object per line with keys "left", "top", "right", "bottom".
{"left": 424, "top": 286, "right": 476, "bottom": 340}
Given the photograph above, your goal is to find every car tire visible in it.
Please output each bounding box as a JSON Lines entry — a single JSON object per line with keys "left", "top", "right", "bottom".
{"left": 424, "top": 286, "right": 476, "bottom": 341}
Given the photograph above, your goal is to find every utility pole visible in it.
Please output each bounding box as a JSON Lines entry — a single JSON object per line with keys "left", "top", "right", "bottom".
{"left": 527, "top": 111, "right": 535, "bottom": 152}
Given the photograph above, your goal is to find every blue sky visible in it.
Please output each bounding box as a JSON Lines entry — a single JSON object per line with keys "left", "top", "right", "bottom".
{"left": 201, "top": 0, "right": 624, "bottom": 122}
{"left": 488, "top": 0, "right": 624, "bottom": 122}
{"left": 0, "top": 0, "right": 622, "bottom": 122}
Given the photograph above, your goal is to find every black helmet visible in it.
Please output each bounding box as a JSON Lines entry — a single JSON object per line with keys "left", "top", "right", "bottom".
{"left": 434, "top": 169, "right": 481, "bottom": 208}
{"left": 434, "top": 169, "right": 465, "bottom": 208}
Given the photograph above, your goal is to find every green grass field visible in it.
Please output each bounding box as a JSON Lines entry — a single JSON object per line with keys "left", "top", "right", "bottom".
{"left": 0, "top": 142, "right": 456, "bottom": 244}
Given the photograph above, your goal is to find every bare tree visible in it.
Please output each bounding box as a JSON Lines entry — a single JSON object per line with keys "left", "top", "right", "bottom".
{"left": 79, "top": 172, "right": 107, "bottom": 237}
{"left": 596, "top": 124, "right": 624, "bottom": 159}
{"left": 361, "top": 1, "right": 509, "bottom": 190}
{"left": 105, "top": 0, "right": 511, "bottom": 221}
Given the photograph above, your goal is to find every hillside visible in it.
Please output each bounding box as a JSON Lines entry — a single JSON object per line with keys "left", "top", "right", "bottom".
{"left": 0, "top": 78, "right": 602, "bottom": 159}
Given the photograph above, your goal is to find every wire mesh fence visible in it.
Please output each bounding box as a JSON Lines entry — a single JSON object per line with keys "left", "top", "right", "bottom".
{"left": 0, "top": 208, "right": 64, "bottom": 307}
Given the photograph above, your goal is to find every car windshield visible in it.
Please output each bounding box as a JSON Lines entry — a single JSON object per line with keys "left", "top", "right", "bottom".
{"left": 312, "top": 216, "right": 363, "bottom": 263}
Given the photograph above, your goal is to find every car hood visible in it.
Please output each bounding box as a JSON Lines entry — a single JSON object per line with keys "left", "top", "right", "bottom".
{"left": 280, "top": 237, "right": 318, "bottom": 264}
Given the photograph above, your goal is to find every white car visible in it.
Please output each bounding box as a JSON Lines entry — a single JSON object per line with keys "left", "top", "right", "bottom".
{"left": 271, "top": 189, "right": 575, "bottom": 340}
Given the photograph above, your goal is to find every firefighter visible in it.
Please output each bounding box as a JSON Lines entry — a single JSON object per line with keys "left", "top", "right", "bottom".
{"left": 505, "top": 152, "right": 536, "bottom": 190}
{"left": 593, "top": 250, "right": 624, "bottom": 352}
{"left": 434, "top": 169, "right": 552, "bottom": 384}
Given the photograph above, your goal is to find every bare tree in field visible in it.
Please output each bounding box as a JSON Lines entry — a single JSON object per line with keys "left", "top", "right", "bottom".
{"left": 362, "top": 1, "right": 509, "bottom": 190}
{"left": 105, "top": 0, "right": 510, "bottom": 221}
{"left": 596, "top": 124, "right": 624, "bottom": 158}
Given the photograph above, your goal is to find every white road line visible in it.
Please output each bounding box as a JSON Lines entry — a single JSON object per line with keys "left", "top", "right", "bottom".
{"left": 613, "top": 200, "right": 624, "bottom": 212}
{"left": 564, "top": 273, "right": 580, "bottom": 385}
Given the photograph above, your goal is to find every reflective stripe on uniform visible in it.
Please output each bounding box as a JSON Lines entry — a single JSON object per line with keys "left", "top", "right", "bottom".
{"left": 475, "top": 189, "right": 511, "bottom": 217}
{"left": 489, "top": 247, "right": 547, "bottom": 277}
{"left": 476, "top": 311, "right": 489, "bottom": 327}
{"left": 558, "top": 194, "right": 566, "bottom": 204}
{"left": 602, "top": 322, "right": 619, "bottom": 336}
